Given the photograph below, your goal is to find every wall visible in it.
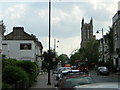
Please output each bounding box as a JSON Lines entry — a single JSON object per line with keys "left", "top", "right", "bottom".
{"left": 2, "top": 40, "right": 35, "bottom": 62}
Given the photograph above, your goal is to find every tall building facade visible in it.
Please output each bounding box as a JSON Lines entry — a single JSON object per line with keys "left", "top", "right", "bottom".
{"left": 81, "top": 18, "right": 94, "bottom": 48}
{"left": 112, "top": 10, "right": 120, "bottom": 70}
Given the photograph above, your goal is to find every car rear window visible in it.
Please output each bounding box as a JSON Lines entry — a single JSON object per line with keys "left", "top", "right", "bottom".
{"left": 62, "top": 77, "right": 93, "bottom": 88}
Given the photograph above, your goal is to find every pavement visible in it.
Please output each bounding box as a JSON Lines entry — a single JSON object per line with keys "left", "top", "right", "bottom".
{"left": 29, "top": 70, "right": 57, "bottom": 90}
{"left": 114, "top": 71, "right": 120, "bottom": 75}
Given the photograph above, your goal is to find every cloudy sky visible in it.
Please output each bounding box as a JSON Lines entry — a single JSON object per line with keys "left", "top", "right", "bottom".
{"left": 0, "top": 0, "right": 119, "bottom": 57}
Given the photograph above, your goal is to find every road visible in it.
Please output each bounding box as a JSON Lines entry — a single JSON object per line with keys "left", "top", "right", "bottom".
{"left": 89, "top": 70, "right": 120, "bottom": 83}
{"left": 54, "top": 70, "right": 120, "bottom": 90}
{"left": 29, "top": 70, "right": 119, "bottom": 90}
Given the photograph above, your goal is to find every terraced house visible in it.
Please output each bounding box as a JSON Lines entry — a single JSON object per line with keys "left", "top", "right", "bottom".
{"left": 112, "top": 5, "right": 120, "bottom": 71}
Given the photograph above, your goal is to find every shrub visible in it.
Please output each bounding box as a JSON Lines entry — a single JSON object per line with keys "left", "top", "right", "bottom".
{"left": 2, "top": 58, "right": 17, "bottom": 68}
{"left": 104, "top": 61, "right": 116, "bottom": 73}
{"left": 42, "top": 68, "right": 47, "bottom": 72}
{"left": 16, "top": 61, "right": 38, "bottom": 86}
{"left": 3, "top": 66, "right": 29, "bottom": 85}
{"left": 2, "top": 82, "right": 10, "bottom": 89}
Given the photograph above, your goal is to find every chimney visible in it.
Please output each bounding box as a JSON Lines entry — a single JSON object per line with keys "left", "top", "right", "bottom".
{"left": 13, "top": 27, "right": 24, "bottom": 34}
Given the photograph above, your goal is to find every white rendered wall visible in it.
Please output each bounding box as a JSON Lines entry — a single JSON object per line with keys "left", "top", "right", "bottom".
{"left": 2, "top": 40, "right": 35, "bottom": 62}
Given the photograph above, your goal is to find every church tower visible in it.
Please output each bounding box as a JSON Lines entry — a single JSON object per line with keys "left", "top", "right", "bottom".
{"left": 81, "top": 18, "right": 93, "bottom": 48}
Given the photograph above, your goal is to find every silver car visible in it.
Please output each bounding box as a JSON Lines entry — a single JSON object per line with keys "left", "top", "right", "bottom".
{"left": 97, "top": 66, "right": 109, "bottom": 75}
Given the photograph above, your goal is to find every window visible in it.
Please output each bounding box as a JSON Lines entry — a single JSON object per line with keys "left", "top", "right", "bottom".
{"left": 20, "top": 43, "right": 31, "bottom": 50}
{"left": 2, "top": 43, "right": 7, "bottom": 45}
{"left": 88, "top": 29, "right": 90, "bottom": 39}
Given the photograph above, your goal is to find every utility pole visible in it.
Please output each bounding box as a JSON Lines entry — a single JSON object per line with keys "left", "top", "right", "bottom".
{"left": 54, "top": 39, "right": 56, "bottom": 55}
{"left": 101, "top": 28, "right": 104, "bottom": 63}
{"left": 47, "top": 0, "right": 51, "bottom": 85}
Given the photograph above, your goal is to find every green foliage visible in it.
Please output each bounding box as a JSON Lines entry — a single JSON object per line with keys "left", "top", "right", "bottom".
{"left": 106, "top": 26, "right": 114, "bottom": 53}
{"left": 83, "top": 39, "right": 99, "bottom": 64}
{"left": 2, "top": 58, "right": 17, "bottom": 68}
{"left": 42, "top": 68, "right": 47, "bottom": 72}
{"left": 104, "top": 60, "right": 116, "bottom": 72}
{"left": 70, "top": 38, "right": 99, "bottom": 66}
{"left": 105, "top": 26, "right": 114, "bottom": 62}
{"left": 42, "top": 50, "right": 58, "bottom": 69}
{"left": 16, "top": 61, "right": 38, "bottom": 86}
{"left": 2, "top": 58, "right": 39, "bottom": 87}
{"left": 2, "top": 82, "right": 10, "bottom": 89}
{"left": 3, "top": 66, "right": 29, "bottom": 84}
{"left": 58, "top": 54, "right": 69, "bottom": 66}
{"left": 43, "top": 50, "right": 54, "bottom": 63}
{"left": 70, "top": 52, "right": 80, "bottom": 65}
{"left": 42, "top": 60, "right": 48, "bottom": 69}
{"left": 58, "top": 54, "right": 69, "bottom": 61}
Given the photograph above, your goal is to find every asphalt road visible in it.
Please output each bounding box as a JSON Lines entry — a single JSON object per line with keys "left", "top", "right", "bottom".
{"left": 89, "top": 70, "right": 120, "bottom": 83}
{"left": 28, "top": 70, "right": 120, "bottom": 90}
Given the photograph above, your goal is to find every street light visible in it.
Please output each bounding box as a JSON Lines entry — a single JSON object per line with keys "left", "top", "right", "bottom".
{"left": 52, "top": 39, "right": 59, "bottom": 70}
{"left": 53, "top": 39, "right": 59, "bottom": 57}
{"left": 96, "top": 28, "right": 104, "bottom": 63}
{"left": 47, "top": 0, "right": 51, "bottom": 85}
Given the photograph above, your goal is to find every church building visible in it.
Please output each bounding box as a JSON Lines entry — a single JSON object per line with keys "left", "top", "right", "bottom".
{"left": 81, "top": 18, "right": 94, "bottom": 48}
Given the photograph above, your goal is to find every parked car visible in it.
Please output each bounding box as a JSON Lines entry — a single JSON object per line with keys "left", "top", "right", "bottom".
{"left": 58, "top": 74, "right": 94, "bottom": 90}
{"left": 55, "top": 67, "right": 71, "bottom": 81}
{"left": 55, "top": 70, "right": 89, "bottom": 87}
{"left": 97, "top": 66, "right": 109, "bottom": 75}
{"left": 74, "top": 82, "right": 120, "bottom": 90}
{"left": 62, "top": 70, "right": 89, "bottom": 78}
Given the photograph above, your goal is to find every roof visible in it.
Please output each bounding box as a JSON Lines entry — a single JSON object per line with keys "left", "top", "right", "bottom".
{"left": 4, "top": 27, "right": 43, "bottom": 48}
{"left": 4, "top": 27, "right": 36, "bottom": 40}
{"left": 112, "top": 11, "right": 120, "bottom": 23}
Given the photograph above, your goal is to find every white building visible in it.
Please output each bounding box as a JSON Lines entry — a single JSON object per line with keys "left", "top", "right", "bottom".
{"left": 2, "top": 27, "right": 43, "bottom": 70}
{"left": 98, "top": 36, "right": 109, "bottom": 63}
{"left": 0, "top": 20, "right": 5, "bottom": 54}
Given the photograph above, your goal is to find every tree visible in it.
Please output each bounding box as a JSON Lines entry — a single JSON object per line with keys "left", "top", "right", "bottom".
{"left": 57, "top": 54, "right": 69, "bottom": 66}
{"left": 70, "top": 48, "right": 84, "bottom": 65}
{"left": 70, "top": 52, "right": 79, "bottom": 65}
{"left": 42, "top": 50, "right": 58, "bottom": 69}
{"left": 106, "top": 26, "right": 114, "bottom": 61}
{"left": 83, "top": 38, "right": 99, "bottom": 65}
{"left": 70, "top": 38, "right": 99, "bottom": 68}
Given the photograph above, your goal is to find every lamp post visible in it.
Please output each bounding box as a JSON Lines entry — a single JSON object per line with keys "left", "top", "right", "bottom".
{"left": 47, "top": 0, "right": 51, "bottom": 85}
{"left": 96, "top": 28, "right": 104, "bottom": 63}
{"left": 52, "top": 39, "right": 59, "bottom": 70}
{"left": 53, "top": 39, "right": 59, "bottom": 57}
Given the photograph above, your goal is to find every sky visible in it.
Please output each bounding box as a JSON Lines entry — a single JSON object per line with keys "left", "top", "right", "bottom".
{"left": 0, "top": 0, "right": 119, "bottom": 57}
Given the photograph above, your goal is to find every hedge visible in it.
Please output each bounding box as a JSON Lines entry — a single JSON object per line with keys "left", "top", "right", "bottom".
{"left": 2, "top": 65, "right": 29, "bottom": 85}
{"left": 16, "top": 61, "right": 38, "bottom": 86}
{"left": 2, "top": 82, "right": 10, "bottom": 89}
{"left": 2, "top": 58, "right": 39, "bottom": 88}
{"left": 2, "top": 58, "right": 17, "bottom": 68}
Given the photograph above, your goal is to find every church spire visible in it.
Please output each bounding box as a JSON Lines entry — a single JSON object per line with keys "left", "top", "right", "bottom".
{"left": 82, "top": 17, "right": 84, "bottom": 25}
{"left": 90, "top": 17, "right": 93, "bottom": 25}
